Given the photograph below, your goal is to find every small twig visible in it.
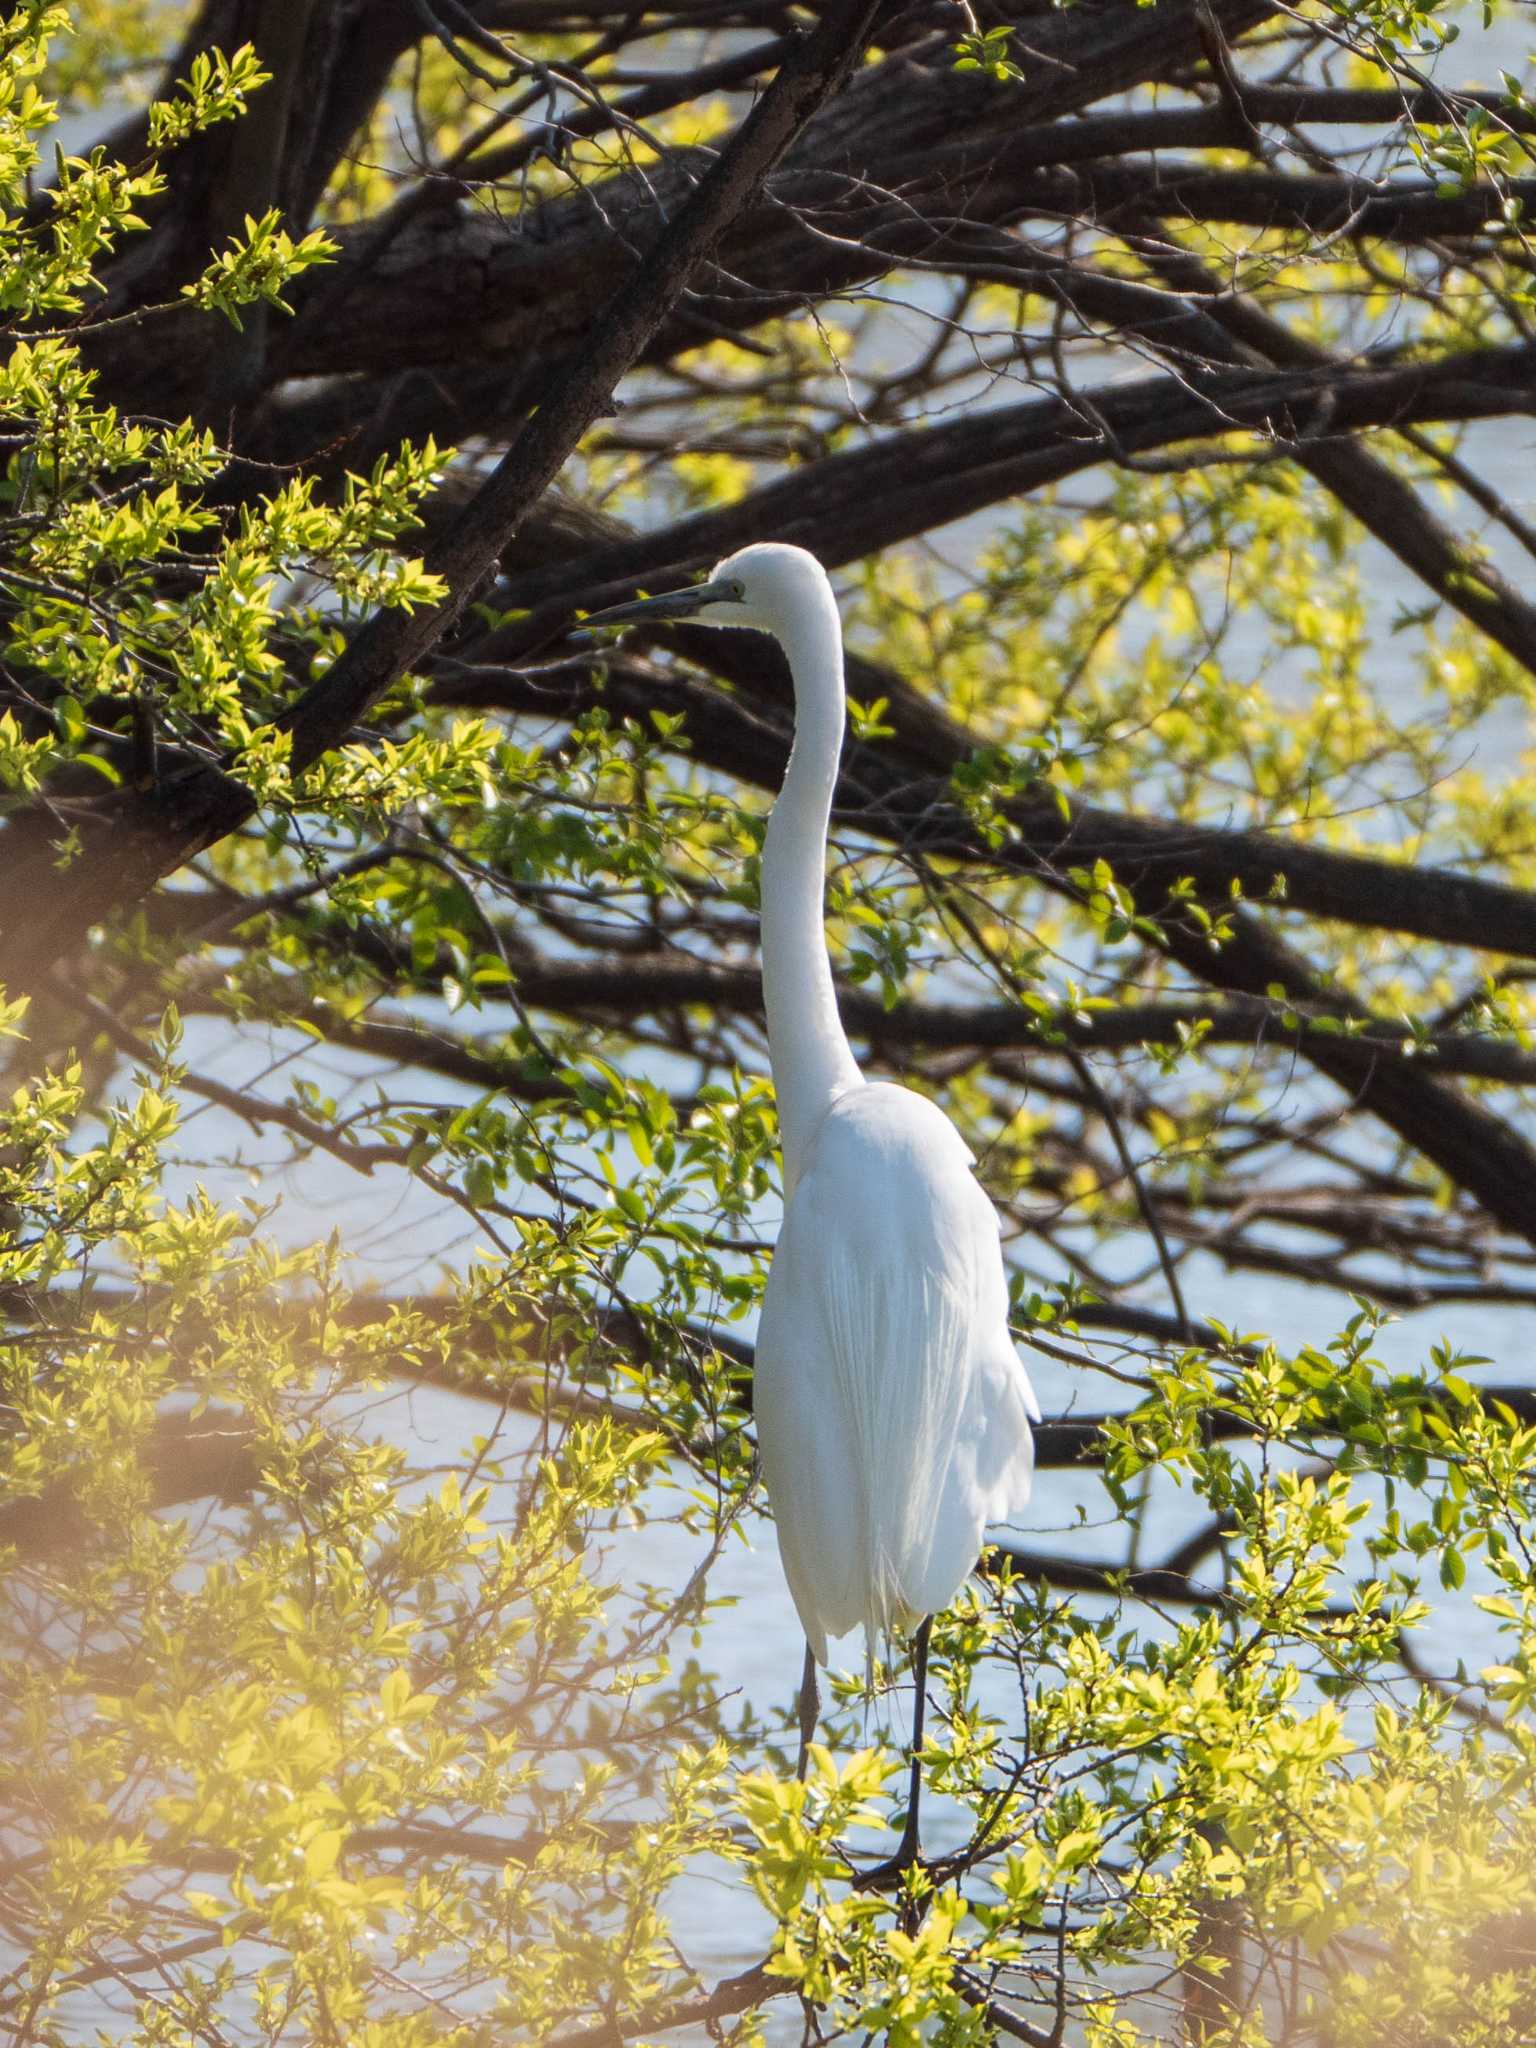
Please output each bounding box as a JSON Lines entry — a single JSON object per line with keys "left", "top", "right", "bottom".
{"left": 1195, "top": 0, "right": 1265, "bottom": 155}
{"left": 409, "top": 0, "right": 521, "bottom": 87}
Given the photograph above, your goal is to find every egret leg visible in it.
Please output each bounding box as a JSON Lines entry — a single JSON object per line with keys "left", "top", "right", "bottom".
{"left": 857, "top": 1615, "right": 931, "bottom": 1889}
{"left": 795, "top": 1640, "right": 820, "bottom": 1781}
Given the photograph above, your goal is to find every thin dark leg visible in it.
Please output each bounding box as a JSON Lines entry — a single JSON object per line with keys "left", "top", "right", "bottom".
{"left": 857, "top": 1615, "right": 931, "bottom": 1888}
{"left": 795, "top": 1640, "right": 820, "bottom": 1780}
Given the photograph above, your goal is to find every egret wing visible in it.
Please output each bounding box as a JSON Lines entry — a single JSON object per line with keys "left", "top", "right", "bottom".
{"left": 755, "top": 1084, "right": 1037, "bottom": 1661}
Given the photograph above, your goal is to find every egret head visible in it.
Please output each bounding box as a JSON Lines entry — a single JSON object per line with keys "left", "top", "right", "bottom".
{"left": 581, "top": 543, "right": 832, "bottom": 638}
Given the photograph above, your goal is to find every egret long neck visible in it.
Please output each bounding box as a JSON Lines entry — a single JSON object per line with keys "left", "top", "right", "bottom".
{"left": 761, "top": 590, "right": 863, "bottom": 1191}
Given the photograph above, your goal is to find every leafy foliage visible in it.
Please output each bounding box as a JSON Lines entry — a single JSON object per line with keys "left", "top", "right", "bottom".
{"left": 3, "top": 3, "right": 1536, "bottom": 2046}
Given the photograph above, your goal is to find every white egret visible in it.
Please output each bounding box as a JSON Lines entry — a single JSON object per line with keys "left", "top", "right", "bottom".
{"left": 586, "top": 544, "right": 1040, "bottom": 1879}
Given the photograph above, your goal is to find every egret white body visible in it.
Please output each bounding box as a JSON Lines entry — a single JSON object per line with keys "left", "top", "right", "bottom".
{"left": 586, "top": 543, "right": 1039, "bottom": 1867}
{"left": 755, "top": 1079, "right": 1040, "bottom": 1666}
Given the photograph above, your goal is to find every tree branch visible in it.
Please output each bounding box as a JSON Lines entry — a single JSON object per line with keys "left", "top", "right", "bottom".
{"left": 0, "top": 0, "right": 885, "bottom": 992}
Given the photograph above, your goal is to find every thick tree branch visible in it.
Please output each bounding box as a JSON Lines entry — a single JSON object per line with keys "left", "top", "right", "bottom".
{"left": 0, "top": 0, "right": 884, "bottom": 992}
{"left": 84, "top": 0, "right": 1280, "bottom": 419}
{"left": 213, "top": 952, "right": 1536, "bottom": 1090}
{"left": 423, "top": 628, "right": 1536, "bottom": 1241}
